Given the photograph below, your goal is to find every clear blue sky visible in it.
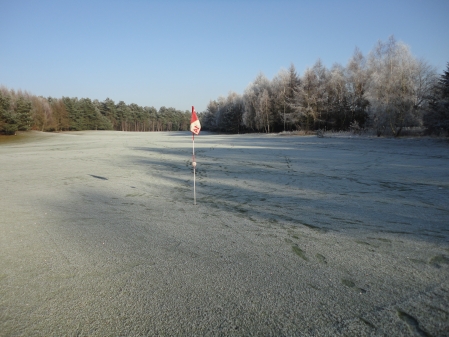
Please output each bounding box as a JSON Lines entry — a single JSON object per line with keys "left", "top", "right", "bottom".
{"left": 1, "top": 0, "right": 448, "bottom": 112}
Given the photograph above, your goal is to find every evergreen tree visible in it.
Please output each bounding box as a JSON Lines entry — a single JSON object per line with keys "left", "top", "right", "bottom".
{"left": 14, "top": 95, "right": 32, "bottom": 131}
{"left": 62, "top": 97, "right": 83, "bottom": 130}
{"left": 0, "top": 89, "right": 17, "bottom": 134}
{"left": 423, "top": 63, "right": 449, "bottom": 134}
{"left": 271, "top": 65, "right": 300, "bottom": 132}
{"left": 144, "top": 106, "right": 158, "bottom": 131}
{"left": 116, "top": 101, "right": 130, "bottom": 131}
{"left": 100, "top": 98, "right": 118, "bottom": 129}
{"left": 201, "top": 100, "right": 220, "bottom": 132}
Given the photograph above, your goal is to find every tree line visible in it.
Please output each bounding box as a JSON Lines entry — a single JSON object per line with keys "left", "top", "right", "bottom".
{"left": 201, "top": 36, "right": 449, "bottom": 137}
{"left": 0, "top": 89, "right": 191, "bottom": 135}
{"left": 2, "top": 36, "right": 448, "bottom": 137}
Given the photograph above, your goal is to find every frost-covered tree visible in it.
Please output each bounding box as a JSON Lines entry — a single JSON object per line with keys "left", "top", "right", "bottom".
{"left": 243, "top": 73, "right": 271, "bottom": 131}
{"left": 201, "top": 93, "right": 244, "bottom": 133}
{"left": 201, "top": 100, "right": 220, "bottom": 132}
{"left": 214, "top": 96, "right": 227, "bottom": 131}
{"left": 290, "top": 59, "right": 329, "bottom": 130}
{"left": 325, "top": 63, "right": 349, "bottom": 129}
{"left": 366, "top": 36, "right": 436, "bottom": 137}
{"left": 221, "top": 92, "right": 244, "bottom": 133}
{"left": 271, "top": 64, "right": 300, "bottom": 131}
{"left": 255, "top": 88, "right": 272, "bottom": 133}
{"left": 345, "top": 48, "right": 370, "bottom": 128}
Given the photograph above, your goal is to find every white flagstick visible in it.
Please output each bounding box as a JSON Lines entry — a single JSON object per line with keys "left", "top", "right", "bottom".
{"left": 190, "top": 106, "right": 201, "bottom": 205}
{"left": 192, "top": 133, "right": 197, "bottom": 205}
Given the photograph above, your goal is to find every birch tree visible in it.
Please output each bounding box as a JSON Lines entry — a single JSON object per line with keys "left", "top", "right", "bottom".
{"left": 346, "top": 48, "right": 369, "bottom": 128}
{"left": 31, "top": 96, "right": 53, "bottom": 131}
{"left": 290, "top": 60, "right": 328, "bottom": 130}
{"left": 243, "top": 73, "right": 271, "bottom": 131}
{"left": 326, "top": 63, "right": 349, "bottom": 129}
{"left": 366, "top": 36, "right": 436, "bottom": 136}
{"left": 255, "top": 88, "right": 272, "bottom": 133}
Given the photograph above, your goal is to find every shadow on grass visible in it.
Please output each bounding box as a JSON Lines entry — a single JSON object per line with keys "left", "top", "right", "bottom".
{"left": 129, "top": 134, "right": 449, "bottom": 243}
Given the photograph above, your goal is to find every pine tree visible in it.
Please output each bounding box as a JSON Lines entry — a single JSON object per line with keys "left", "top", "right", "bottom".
{"left": 0, "top": 89, "right": 17, "bottom": 134}
{"left": 14, "top": 95, "right": 32, "bottom": 131}
{"left": 439, "top": 63, "right": 449, "bottom": 98}
{"left": 423, "top": 63, "right": 449, "bottom": 134}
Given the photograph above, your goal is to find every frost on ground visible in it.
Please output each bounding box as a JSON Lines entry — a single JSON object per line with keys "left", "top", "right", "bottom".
{"left": 1, "top": 131, "right": 448, "bottom": 336}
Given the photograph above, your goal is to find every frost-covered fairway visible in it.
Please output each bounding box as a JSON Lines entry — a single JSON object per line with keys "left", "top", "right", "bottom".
{"left": 1, "top": 131, "right": 448, "bottom": 336}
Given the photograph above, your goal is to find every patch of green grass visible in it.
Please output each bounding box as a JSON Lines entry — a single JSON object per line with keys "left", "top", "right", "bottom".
{"left": 377, "top": 238, "right": 391, "bottom": 242}
{"left": 292, "top": 246, "right": 308, "bottom": 261}
{"left": 359, "top": 317, "right": 375, "bottom": 329}
{"left": 397, "top": 310, "right": 432, "bottom": 337}
{"left": 308, "top": 283, "right": 319, "bottom": 290}
{"left": 0, "top": 132, "right": 35, "bottom": 144}
{"left": 367, "top": 237, "right": 392, "bottom": 243}
{"left": 316, "top": 254, "right": 327, "bottom": 264}
{"left": 355, "top": 240, "right": 371, "bottom": 246}
{"left": 379, "top": 230, "right": 412, "bottom": 235}
{"left": 300, "top": 222, "right": 327, "bottom": 233}
{"left": 125, "top": 193, "right": 145, "bottom": 197}
{"left": 425, "top": 304, "right": 449, "bottom": 315}
{"left": 410, "top": 258, "right": 426, "bottom": 265}
{"left": 341, "top": 279, "right": 355, "bottom": 288}
{"left": 430, "top": 255, "right": 449, "bottom": 267}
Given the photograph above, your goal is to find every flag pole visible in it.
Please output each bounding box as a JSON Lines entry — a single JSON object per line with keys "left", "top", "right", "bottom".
{"left": 190, "top": 105, "right": 200, "bottom": 205}
{"left": 192, "top": 132, "right": 196, "bottom": 205}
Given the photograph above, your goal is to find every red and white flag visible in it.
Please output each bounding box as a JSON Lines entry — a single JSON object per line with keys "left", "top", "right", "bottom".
{"left": 190, "top": 106, "right": 201, "bottom": 135}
